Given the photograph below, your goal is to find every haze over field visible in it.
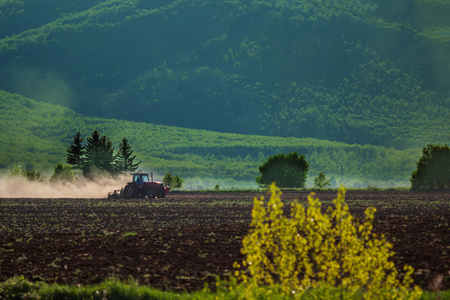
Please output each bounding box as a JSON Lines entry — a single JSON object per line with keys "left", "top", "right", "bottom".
{"left": 0, "top": 173, "right": 130, "bottom": 198}
{"left": 0, "top": 0, "right": 449, "bottom": 188}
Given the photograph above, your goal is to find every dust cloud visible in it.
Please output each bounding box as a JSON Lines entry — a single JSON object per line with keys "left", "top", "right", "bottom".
{"left": 0, "top": 175, "right": 130, "bottom": 199}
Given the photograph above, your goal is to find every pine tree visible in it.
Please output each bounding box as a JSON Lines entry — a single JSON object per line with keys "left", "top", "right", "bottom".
{"left": 66, "top": 131, "right": 85, "bottom": 171}
{"left": 83, "top": 130, "right": 115, "bottom": 176}
{"left": 115, "top": 138, "right": 140, "bottom": 173}
{"left": 83, "top": 130, "right": 101, "bottom": 175}
{"left": 99, "top": 136, "right": 116, "bottom": 174}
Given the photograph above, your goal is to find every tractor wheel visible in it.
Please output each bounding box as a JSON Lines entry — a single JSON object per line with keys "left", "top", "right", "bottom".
{"left": 146, "top": 188, "right": 156, "bottom": 199}
{"left": 124, "top": 184, "right": 137, "bottom": 198}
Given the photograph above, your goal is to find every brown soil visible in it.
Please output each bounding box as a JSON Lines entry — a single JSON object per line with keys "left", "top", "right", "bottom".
{"left": 0, "top": 190, "right": 449, "bottom": 292}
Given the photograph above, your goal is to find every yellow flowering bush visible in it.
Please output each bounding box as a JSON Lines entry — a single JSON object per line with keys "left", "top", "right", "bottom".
{"left": 233, "top": 183, "right": 422, "bottom": 299}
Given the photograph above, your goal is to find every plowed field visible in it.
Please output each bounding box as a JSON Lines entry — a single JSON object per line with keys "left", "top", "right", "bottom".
{"left": 0, "top": 190, "right": 449, "bottom": 292}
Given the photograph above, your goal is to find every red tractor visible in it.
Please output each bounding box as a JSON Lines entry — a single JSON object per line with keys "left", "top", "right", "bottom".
{"left": 108, "top": 172, "right": 170, "bottom": 199}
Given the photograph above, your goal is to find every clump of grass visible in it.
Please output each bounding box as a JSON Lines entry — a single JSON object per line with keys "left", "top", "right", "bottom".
{"left": 121, "top": 232, "right": 137, "bottom": 238}
{"left": 0, "top": 276, "right": 44, "bottom": 299}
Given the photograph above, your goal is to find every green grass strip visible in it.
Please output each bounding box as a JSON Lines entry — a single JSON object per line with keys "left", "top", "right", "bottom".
{"left": 0, "top": 276, "right": 446, "bottom": 299}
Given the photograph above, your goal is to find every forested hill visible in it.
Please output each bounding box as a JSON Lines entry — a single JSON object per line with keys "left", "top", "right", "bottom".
{"left": 0, "top": 90, "right": 422, "bottom": 188}
{"left": 0, "top": 0, "right": 449, "bottom": 149}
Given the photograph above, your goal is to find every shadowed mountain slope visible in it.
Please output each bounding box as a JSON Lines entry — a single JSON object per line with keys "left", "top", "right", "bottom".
{"left": 0, "top": 0, "right": 448, "bottom": 150}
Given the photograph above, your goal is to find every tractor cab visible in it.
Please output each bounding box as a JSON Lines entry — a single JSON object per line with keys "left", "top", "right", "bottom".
{"left": 132, "top": 173, "right": 149, "bottom": 186}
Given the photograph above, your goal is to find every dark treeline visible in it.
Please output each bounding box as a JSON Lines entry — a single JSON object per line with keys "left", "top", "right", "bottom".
{"left": 66, "top": 130, "right": 140, "bottom": 177}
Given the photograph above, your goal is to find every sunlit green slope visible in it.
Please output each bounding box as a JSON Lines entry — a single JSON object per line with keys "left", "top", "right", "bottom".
{"left": 0, "top": 91, "right": 422, "bottom": 188}
{"left": 0, "top": 0, "right": 448, "bottom": 150}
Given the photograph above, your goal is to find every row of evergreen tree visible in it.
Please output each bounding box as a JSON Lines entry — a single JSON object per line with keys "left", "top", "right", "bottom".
{"left": 66, "top": 130, "right": 140, "bottom": 176}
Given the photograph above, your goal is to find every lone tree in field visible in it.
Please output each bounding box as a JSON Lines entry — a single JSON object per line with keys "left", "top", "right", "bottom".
{"left": 115, "top": 138, "right": 141, "bottom": 174}
{"left": 256, "top": 152, "right": 309, "bottom": 188}
{"left": 411, "top": 144, "right": 450, "bottom": 190}
{"left": 66, "top": 131, "right": 85, "bottom": 171}
{"left": 314, "top": 172, "right": 331, "bottom": 189}
{"left": 163, "top": 173, "right": 184, "bottom": 189}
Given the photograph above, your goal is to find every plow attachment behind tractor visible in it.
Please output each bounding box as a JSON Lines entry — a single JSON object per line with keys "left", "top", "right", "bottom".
{"left": 108, "top": 189, "right": 124, "bottom": 200}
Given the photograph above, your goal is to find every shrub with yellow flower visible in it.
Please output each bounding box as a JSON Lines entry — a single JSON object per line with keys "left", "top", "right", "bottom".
{"left": 232, "top": 183, "right": 422, "bottom": 299}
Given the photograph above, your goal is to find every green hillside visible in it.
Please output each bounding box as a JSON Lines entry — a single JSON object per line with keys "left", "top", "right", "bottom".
{"left": 0, "top": 0, "right": 448, "bottom": 149}
{"left": 0, "top": 91, "right": 422, "bottom": 188}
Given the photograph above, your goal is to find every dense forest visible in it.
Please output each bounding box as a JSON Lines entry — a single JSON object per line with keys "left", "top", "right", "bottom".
{"left": 0, "top": 0, "right": 448, "bottom": 149}
{"left": 0, "top": 91, "right": 422, "bottom": 188}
